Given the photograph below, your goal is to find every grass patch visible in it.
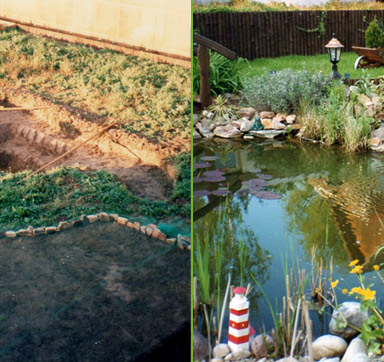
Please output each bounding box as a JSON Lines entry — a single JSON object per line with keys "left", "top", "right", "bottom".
{"left": 0, "top": 28, "right": 190, "bottom": 141}
{"left": 0, "top": 167, "right": 190, "bottom": 232}
{"left": 194, "top": 0, "right": 384, "bottom": 13}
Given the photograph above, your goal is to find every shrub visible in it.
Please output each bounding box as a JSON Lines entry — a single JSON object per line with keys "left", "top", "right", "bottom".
{"left": 365, "top": 18, "right": 384, "bottom": 48}
{"left": 242, "top": 69, "right": 332, "bottom": 113}
{"left": 193, "top": 51, "right": 246, "bottom": 96}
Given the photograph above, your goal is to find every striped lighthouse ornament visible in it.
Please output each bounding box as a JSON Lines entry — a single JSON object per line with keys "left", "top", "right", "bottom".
{"left": 228, "top": 286, "right": 250, "bottom": 353}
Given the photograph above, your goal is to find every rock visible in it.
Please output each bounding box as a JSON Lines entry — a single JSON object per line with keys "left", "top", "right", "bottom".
{"left": 211, "top": 359, "right": 224, "bottom": 362}
{"left": 193, "top": 329, "right": 210, "bottom": 361}
{"left": 373, "top": 126, "right": 384, "bottom": 141}
{"left": 240, "top": 119, "right": 254, "bottom": 132}
{"left": 57, "top": 221, "right": 72, "bottom": 230}
{"left": 140, "top": 225, "right": 147, "bottom": 234}
{"left": 322, "top": 359, "right": 340, "bottom": 362}
{"left": 17, "top": 226, "right": 34, "bottom": 237}
{"left": 34, "top": 227, "right": 45, "bottom": 235}
{"left": 127, "top": 222, "right": 134, "bottom": 228}
{"left": 109, "top": 214, "right": 119, "bottom": 222}
{"left": 275, "top": 358, "right": 300, "bottom": 362}
{"left": 133, "top": 222, "right": 141, "bottom": 230}
{"left": 201, "top": 117, "right": 215, "bottom": 131}
{"left": 312, "top": 335, "right": 347, "bottom": 360}
{"left": 225, "top": 350, "right": 251, "bottom": 360}
{"left": 341, "top": 338, "right": 368, "bottom": 362}
{"left": 98, "top": 212, "right": 111, "bottom": 222}
{"left": 117, "top": 217, "right": 128, "bottom": 226}
{"left": 196, "top": 123, "right": 215, "bottom": 139}
{"left": 358, "top": 93, "right": 372, "bottom": 107}
{"left": 232, "top": 120, "right": 242, "bottom": 129}
{"left": 214, "top": 115, "right": 229, "bottom": 127}
{"left": 251, "top": 334, "right": 274, "bottom": 359}
{"left": 365, "top": 104, "right": 375, "bottom": 117}
{"left": 213, "top": 124, "right": 243, "bottom": 138}
{"left": 238, "top": 107, "right": 256, "bottom": 120}
{"left": 370, "top": 137, "right": 382, "bottom": 147}
{"left": 152, "top": 229, "right": 167, "bottom": 241}
{"left": 371, "top": 144, "right": 384, "bottom": 152}
{"left": 272, "top": 119, "right": 286, "bottom": 130}
{"left": 5, "top": 231, "right": 17, "bottom": 239}
{"left": 193, "top": 129, "right": 202, "bottom": 139}
{"left": 87, "top": 215, "right": 99, "bottom": 223}
{"left": 250, "top": 130, "right": 286, "bottom": 139}
{"left": 349, "top": 85, "right": 359, "bottom": 94}
{"left": 329, "top": 302, "right": 369, "bottom": 339}
{"left": 286, "top": 115, "right": 297, "bottom": 124}
{"left": 213, "top": 343, "right": 231, "bottom": 358}
{"left": 45, "top": 226, "right": 57, "bottom": 234}
{"left": 260, "top": 111, "right": 276, "bottom": 119}
{"left": 193, "top": 113, "right": 199, "bottom": 126}
{"left": 244, "top": 135, "right": 255, "bottom": 140}
{"left": 145, "top": 227, "right": 154, "bottom": 236}
{"left": 261, "top": 119, "right": 274, "bottom": 129}
{"left": 166, "top": 238, "right": 177, "bottom": 244}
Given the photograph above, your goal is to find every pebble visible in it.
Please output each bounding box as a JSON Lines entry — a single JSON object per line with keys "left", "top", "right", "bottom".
{"left": 341, "top": 338, "right": 368, "bottom": 362}
{"left": 213, "top": 343, "right": 230, "bottom": 359}
{"left": 5, "top": 231, "right": 17, "bottom": 238}
{"left": 312, "top": 335, "right": 347, "bottom": 360}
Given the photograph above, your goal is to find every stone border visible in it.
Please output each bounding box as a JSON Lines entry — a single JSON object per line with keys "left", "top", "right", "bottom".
{"left": 1, "top": 212, "right": 191, "bottom": 251}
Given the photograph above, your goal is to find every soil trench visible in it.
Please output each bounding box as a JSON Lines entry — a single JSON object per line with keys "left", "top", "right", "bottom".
{"left": 0, "top": 101, "right": 172, "bottom": 200}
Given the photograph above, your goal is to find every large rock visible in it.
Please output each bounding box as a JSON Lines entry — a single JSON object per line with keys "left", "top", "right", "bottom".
{"left": 193, "top": 129, "right": 202, "bottom": 139}
{"left": 250, "top": 130, "right": 286, "bottom": 139}
{"left": 196, "top": 123, "right": 215, "bottom": 139}
{"left": 225, "top": 349, "right": 251, "bottom": 360}
{"left": 373, "top": 125, "right": 384, "bottom": 142}
{"left": 260, "top": 111, "right": 276, "bottom": 119}
{"left": 213, "top": 124, "right": 243, "bottom": 138}
{"left": 251, "top": 334, "right": 274, "bottom": 359}
{"left": 329, "top": 302, "right": 369, "bottom": 340}
{"left": 238, "top": 107, "right": 256, "bottom": 120}
{"left": 213, "top": 343, "right": 230, "bottom": 358}
{"left": 312, "top": 335, "right": 348, "bottom": 360}
{"left": 341, "top": 337, "right": 368, "bottom": 362}
{"left": 272, "top": 119, "right": 286, "bottom": 130}
{"left": 240, "top": 119, "right": 254, "bottom": 132}
{"left": 193, "top": 329, "right": 210, "bottom": 361}
{"left": 286, "top": 115, "right": 297, "bottom": 124}
{"left": 201, "top": 117, "right": 215, "bottom": 131}
{"left": 261, "top": 119, "right": 274, "bottom": 129}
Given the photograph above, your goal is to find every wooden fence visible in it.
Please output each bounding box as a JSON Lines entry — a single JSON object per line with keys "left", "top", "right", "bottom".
{"left": 194, "top": 10, "right": 384, "bottom": 59}
{"left": 0, "top": 0, "right": 191, "bottom": 67}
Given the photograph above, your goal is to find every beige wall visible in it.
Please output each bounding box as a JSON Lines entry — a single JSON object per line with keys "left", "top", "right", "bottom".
{"left": 0, "top": 0, "right": 190, "bottom": 61}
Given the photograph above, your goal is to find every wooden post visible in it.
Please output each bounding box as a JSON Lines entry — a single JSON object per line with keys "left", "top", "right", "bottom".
{"left": 198, "top": 44, "right": 212, "bottom": 108}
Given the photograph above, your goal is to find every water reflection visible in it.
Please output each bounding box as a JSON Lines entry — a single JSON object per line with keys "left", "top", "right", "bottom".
{"left": 194, "top": 139, "right": 384, "bottom": 333}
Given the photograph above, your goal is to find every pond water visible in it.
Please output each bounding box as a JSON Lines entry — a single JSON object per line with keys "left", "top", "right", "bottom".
{"left": 194, "top": 139, "right": 384, "bottom": 338}
{"left": 0, "top": 223, "right": 190, "bottom": 361}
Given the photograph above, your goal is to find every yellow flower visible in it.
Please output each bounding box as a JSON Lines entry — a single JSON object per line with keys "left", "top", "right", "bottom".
{"left": 330, "top": 280, "right": 339, "bottom": 289}
{"left": 350, "top": 265, "right": 363, "bottom": 274}
{"left": 360, "top": 288, "right": 376, "bottom": 300}
{"left": 348, "top": 259, "right": 359, "bottom": 267}
{"left": 349, "top": 287, "right": 363, "bottom": 295}
{"left": 373, "top": 265, "right": 380, "bottom": 271}
{"left": 342, "top": 289, "right": 348, "bottom": 294}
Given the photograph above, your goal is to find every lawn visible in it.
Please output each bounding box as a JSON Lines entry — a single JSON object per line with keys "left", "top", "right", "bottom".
{"left": 239, "top": 52, "right": 384, "bottom": 79}
{"left": 0, "top": 28, "right": 190, "bottom": 141}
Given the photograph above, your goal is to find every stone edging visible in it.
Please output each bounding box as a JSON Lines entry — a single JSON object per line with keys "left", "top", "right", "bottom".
{"left": 1, "top": 212, "right": 191, "bottom": 251}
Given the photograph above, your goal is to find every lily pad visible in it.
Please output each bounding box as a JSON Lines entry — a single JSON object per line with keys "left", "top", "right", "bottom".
{"left": 193, "top": 190, "right": 211, "bottom": 197}
{"left": 202, "top": 176, "right": 226, "bottom": 183}
{"left": 200, "top": 156, "right": 219, "bottom": 161}
{"left": 194, "top": 162, "right": 211, "bottom": 169}
{"left": 193, "top": 177, "right": 203, "bottom": 183}
{"left": 257, "top": 174, "right": 273, "bottom": 180}
{"left": 211, "top": 189, "right": 233, "bottom": 196}
{"left": 203, "top": 170, "right": 225, "bottom": 177}
{"left": 249, "top": 168, "right": 261, "bottom": 173}
{"left": 253, "top": 191, "right": 282, "bottom": 200}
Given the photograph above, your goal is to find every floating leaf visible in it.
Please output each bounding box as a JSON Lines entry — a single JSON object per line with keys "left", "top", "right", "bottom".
{"left": 200, "top": 156, "right": 219, "bottom": 161}
{"left": 193, "top": 177, "right": 203, "bottom": 183}
{"left": 194, "top": 190, "right": 211, "bottom": 197}
{"left": 202, "top": 176, "right": 226, "bottom": 183}
{"left": 211, "top": 189, "right": 232, "bottom": 196}
{"left": 194, "top": 162, "right": 211, "bottom": 169}
{"left": 203, "top": 170, "right": 225, "bottom": 177}
{"left": 258, "top": 174, "right": 273, "bottom": 180}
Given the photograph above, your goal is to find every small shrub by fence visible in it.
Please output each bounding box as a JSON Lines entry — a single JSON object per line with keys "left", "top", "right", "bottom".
{"left": 194, "top": 10, "right": 384, "bottom": 59}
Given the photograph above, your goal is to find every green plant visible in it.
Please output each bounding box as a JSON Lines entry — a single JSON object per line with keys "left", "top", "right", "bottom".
{"left": 193, "top": 51, "right": 246, "bottom": 96}
{"left": 206, "top": 94, "right": 239, "bottom": 122}
{"left": 365, "top": 18, "right": 384, "bottom": 48}
{"left": 242, "top": 69, "right": 332, "bottom": 113}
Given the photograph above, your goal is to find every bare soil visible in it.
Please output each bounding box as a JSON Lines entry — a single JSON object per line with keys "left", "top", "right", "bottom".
{"left": 0, "top": 223, "right": 190, "bottom": 362}
{"left": 0, "top": 88, "right": 188, "bottom": 200}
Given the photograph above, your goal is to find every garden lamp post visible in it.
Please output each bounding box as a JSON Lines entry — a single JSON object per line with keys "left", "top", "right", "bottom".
{"left": 325, "top": 33, "right": 344, "bottom": 79}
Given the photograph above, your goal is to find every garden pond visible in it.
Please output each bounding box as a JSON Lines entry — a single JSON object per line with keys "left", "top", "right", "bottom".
{"left": 194, "top": 138, "right": 384, "bottom": 338}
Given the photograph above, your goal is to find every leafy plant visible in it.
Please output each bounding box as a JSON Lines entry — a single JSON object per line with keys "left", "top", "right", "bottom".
{"left": 206, "top": 94, "right": 238, "bottom": 122}
{"left": 365, "top": 18, "right": 384, "bottom": 48}
{"left": 193, "top": 51, "right": 246, "bottom": 96}
{"left": 242, "top": 69, "right": 332, "bottom": 113}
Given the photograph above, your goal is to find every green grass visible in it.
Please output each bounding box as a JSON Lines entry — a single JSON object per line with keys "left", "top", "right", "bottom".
{"left": 0, "top": 28, "right": 190, "bottom": 141}
{"left": 194, "top": 0, "right": 384, "bottom": 13}
{"left": 238, "top": 52, "right": 384, "bottom": 80}
{"left": 0, "top": 167, "right": 190, "bottom": 232}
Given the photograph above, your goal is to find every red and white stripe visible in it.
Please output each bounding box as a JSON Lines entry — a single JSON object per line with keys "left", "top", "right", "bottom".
{"left": 228, "top": 287, "right": 250, "bottom": 352}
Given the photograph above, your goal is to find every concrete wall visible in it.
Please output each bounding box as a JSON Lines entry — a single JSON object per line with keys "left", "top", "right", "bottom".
{"left": 0, "top": 0, "right": 190, "bottom": 63}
